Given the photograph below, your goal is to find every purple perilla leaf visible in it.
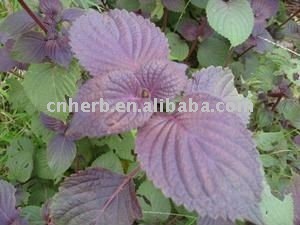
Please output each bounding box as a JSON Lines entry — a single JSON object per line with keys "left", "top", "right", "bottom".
{"left": 250, "top": 0, "right": 279, "bottom": 23}
{"left": 40, "top": 113, "right": 67, "bottom": 133}
{"left": 136, "top": 94, "right": 263, "bottom": 223}
{"left": 0, "top": 180, "right": 28, "bottom": 225}
{"left": 45, "top": 34, "right": 72, "bottom": 68}
{"left": 0, "top": 47, "right": 19, "bottom": 72}
{"left": 11, "top": 31, "right": 47, "bottom": 63}
{"left": 186, "top": 66, "right": 252, "bottom": 125}
{"left": 198, "top": 216, "right": 235, "bottom": 225}
{"left": 50, "top": 168, "right": 142, "bottom": 225}
{"left": 47, "top": 134, "right": 77, "bottom": 178}
{"left": 178, "top": 18, "right": 201, "bottom": 42}
{"left": 0, "top": 11, "right": 36, "bottom": 39}
{"left": 65, "top": 70, "right": 153, "bottom": 139}
{"left": 39, "top": 0, "right": 63, "bottom": 19}
{"left": 65, "top": 60, "right": 186, "bottom": 139}
{"left": 136, "top": 60, "right": 187, "bottom": 100}
{"left": 69, "top": 9, "right": 169, "bottom": 77}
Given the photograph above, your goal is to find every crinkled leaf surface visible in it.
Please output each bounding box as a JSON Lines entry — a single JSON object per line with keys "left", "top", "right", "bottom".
{"left": 0, "top": 180, "right": 26, "bottom": 225}
{"left": 45, "top": 35, "right": 72, "bottom": 67}
{"left": 206, "top": 0, "right": 254, "bottom": 46}
{"left": 66, "top": 70, "right": 153, "bottom": 139}
{"left": 51, "top": 168, "right": 142, "bottom": 225}
{"left": 47, "top": 134, "right": 77, "bottom": 178}
{"left": 23, "top": 62, "right": 81, "bottom": 120}
{"left": 39, "top": 0, "right": 63, "bottom": 17}
{"left": 136, "top": 94, "right": 263, "bottom": 222}
{"left": 69, "top": 9, "right": 169, "bottom": 77}
{"left": 186, "top": 66, "right": 252, "bottom": 124}
{"left": 66, "top": 60, "right": 186, "bottom": 139}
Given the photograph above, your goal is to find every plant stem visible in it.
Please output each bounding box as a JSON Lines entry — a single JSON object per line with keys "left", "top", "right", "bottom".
{"left": 162, "top": 8, "right": 168, "bottom": 32}
{"left": 184, "top": 39, "right": 198, "bottom": 63}
{"left": 18, "top": 0, "right": 48, "bottom": 33}
{"left": 236, "top": 45, "right": 255, "bottom": 59}
{"left": 278, "top": 8, "right": 300, "bottom": 29}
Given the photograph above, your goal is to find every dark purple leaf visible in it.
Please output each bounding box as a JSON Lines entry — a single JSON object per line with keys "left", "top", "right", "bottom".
{"left": 284, "top": 21, "right": 300, "bottom": 40}
{"left": 136, "top": 60, "right": 187, "bottom": 100}
{"left": 136, "top": 94, "right": 263, "bottom": 223}
{"left": 162, "top": 0, "right": 185, "bottom": 12}
{"left": 47, "top": 134, "right": 76, "bottom": 178}
{"left": 198, "top": 216, "right": 235, "bottom": 225}
{"left": 294, "top": 135, "right": 300, "bottom": 146}
{"left": 198, "top": 18, "right": 214, "bottom": 40}
{"left": 0, "top": 11, "right": 36, "bottom": 39}
{"left": 62, "top": 8, "right": 85, "bottom": 22}
{"left": 12, "top": 32, "right": 47, "bottom": 63}
{"left": 0, "top": 47, "right": 18, "bottom": 72}
{"left": 291, "top": 174, "right": 300, "bottom": 225}
{"left": 50, "top": 168, "right": 142, "bottom": 225}
{"left": 45, "top": 35, "right": 72, "bottom": 67}
{"left": 236, "top": 29, "right": 273, "bottom": 54}
{"left": 39, "top": 0, "right": 63, "bottom": 18}
{"left": 250, "top": 0, "right": 279, "bottom": 22}
{"left": 178, "top": 18, "right": 201, "bottom": 41}
{"left": 0, "top": 180, "right": 27, "bottom": 225}
{"left": 69, "top": 9, "right": 169, "bottom": 77}
{"left": 66, "top": 70, "right": 153, "bottom": 139}
{"left": 40, "top": 113, "right": 67, "bottom": 133}
{"left": 186, "top": 66, "right": 252, "bottom": 125}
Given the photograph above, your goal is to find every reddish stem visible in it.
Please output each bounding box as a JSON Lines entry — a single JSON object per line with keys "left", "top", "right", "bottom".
{"left": 18, "top": 0, "right": 48, "bottom": 33}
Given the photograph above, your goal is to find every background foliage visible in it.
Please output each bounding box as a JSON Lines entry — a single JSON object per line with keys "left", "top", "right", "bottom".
{"left": 0, "top": 0, "right": 299, "bottom": 225}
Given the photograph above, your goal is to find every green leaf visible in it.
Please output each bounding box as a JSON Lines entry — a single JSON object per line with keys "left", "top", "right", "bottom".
{"left": 5, "top": 137, "right": 34, "bottom": 183}
{"left": 137, "top": 181, "right": 171, "bottom": 223}
{"left": 206, "top": 0, "right": 254, "bottom": 46}
{"left": 260, "top": 155, "right": 279, "bottom": 168}
{"left": 23, "top": 62, "right": 81, "bottom": 121}
{"left": 21, "top": 206, "right": 44, "bottom": 225}
{"left": 91, "top": 151, "right": 123, "bottom": 174}
{"left": 255, "top": 131, "right": 287, "bottom": 152}
{"left": 166, "top": 32, "right": 189, "bottom": 61}
{"left": 278, "top": 100, "right": 300, "bottom": 129}
{"left": 7, "top": 78, "right": 36, "bottom": 114}
{"left": 116, "top": 0, "right": 140, "bottom": 11}
{"left": 197, "top": 36, "right": 230, "bottom": 67}
{"left": 96, "top": 132, "right": 135, "bottom": 161}
{"left": 34, "top": 148, "right": 54, "bottom": 180}
{"left": 260, "top": 182, "right": 294, "bottom": 225}
{"left": 191, "top": 0, "right": 208, "bottom": 8}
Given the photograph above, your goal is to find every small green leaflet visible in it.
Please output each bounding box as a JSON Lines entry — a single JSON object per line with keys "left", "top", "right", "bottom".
{"left": 166, "top": 32, "right": 189, "bottom": 61}
{"left": 137, "top": 180, "right": 171, "bottom": 223}
{"left": 206, "top": 0, "right": 254, "bottom": 47}
{"left": 260, "top": 181, "right": 294, "bottom": 225}
{"left": 5, "top": 137, "right": 34, "bottom": 183}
